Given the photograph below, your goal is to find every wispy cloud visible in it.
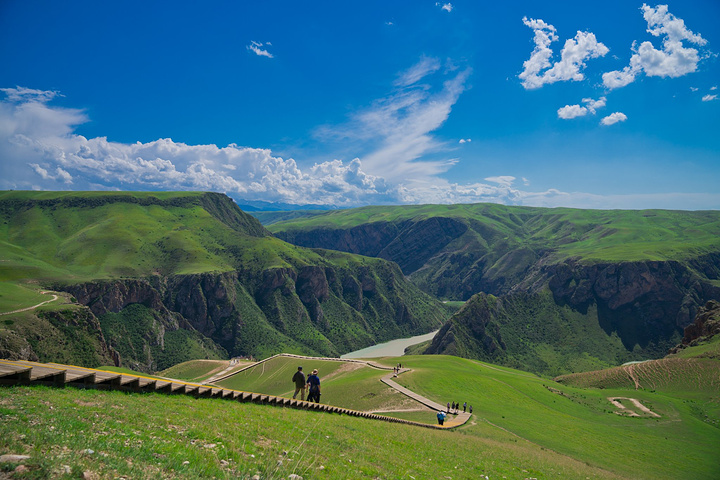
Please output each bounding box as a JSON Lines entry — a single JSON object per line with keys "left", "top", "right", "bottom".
{"left": 603, "top": 4, "right": 708, "bottom": 90}
{"left": 318, "top": 59, "right": 472, "bottom": 182}
{"left": 519, "top": 17, "right": 608, "bottom": 90}
{"left": 246, "top": 41, "right": 274, "bottom": 58}
{"left": 394, "top": 56, "right": 441, "bottom": 87}
{"left": 436, "top": 2, "right": 453, "bottom": 13}
{"left": 702, "top": 94, "right": 717, "bottom": 102}
{"left": 601, "top": 112, "right": 627, "bottom": 125}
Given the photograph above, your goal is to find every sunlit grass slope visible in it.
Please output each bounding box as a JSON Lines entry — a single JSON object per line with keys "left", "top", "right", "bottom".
{"left": 0, "top": 190, "right": 287, "bottom": 284}
{"left": 214, "top": 357, "right": 420, "bottom": 415}
{"left": 0, "top": 385, "right": 622, "bottom": 480}
{"left": 160, "top": 359, "right": 236, "bottom": 382}
{"left": 267, "top": 203, "right": 720, "bottom": 263}
{"left": 204, "top": 352, "right": 720, "bottom": 479}
{"left": 390, "top": 354, "right": 720, "bottom": 480}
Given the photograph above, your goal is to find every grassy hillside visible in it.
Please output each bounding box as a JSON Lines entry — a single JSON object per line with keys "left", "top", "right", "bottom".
{"left": 426, "top": 291, "right": 682, "bottom": 376}
{"left": 2, "top": 353, "right": 717, "bottom": 479}
{"left": 267, "top": 203, "right": 720, "bottom": 264}
{"left": 0, "top": 191, "right": 448, "bottom": 369}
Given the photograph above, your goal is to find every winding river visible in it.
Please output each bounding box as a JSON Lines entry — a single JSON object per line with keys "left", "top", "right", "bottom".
{"left": 340, "top": 330, "right": 439, "bottom": 359}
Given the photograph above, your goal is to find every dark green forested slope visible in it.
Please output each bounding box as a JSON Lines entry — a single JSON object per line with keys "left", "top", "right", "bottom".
{"left": 0, "top": 191, "right": 448, "bottom": 371}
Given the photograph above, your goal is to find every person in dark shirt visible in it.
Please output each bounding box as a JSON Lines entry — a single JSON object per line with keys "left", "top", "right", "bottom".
{"left": 292, "top": 366, "right": 306, "bottom": 400}
{"left": 306, "top": 369, "right": 321, "bottom": 403}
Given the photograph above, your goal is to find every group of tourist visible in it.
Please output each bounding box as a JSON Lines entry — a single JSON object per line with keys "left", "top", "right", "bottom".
{"left": 291, "top": 366, "right": 321, "bottom": 403}
{"left": 437, "top": 401, "right": 473, "bottom": 425}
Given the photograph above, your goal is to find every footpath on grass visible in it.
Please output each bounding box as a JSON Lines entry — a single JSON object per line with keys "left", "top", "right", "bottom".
{"left": 208, "top": 353, "right": 471, "bottom": 428}
{"left": 0, "top": 291, "right": 59, "bottom": 316}
{"left": 0, "top": 355, "right": 471, "bottom": 430}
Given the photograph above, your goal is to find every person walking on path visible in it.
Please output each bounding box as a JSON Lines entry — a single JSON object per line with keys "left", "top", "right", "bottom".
{"left": 447, "top": 402, "right": 451, "bottom": 412}
{"left": 437, "top": 411, "right": 446, "bottom": 425}
{"left": 292, "top": 366, "right": 306, "bottom": 400}
{"left": 306, "top": 369, "right": 321, "bottom": 403}
{"left": 463, "top": 402, "right": 467, "bottom": 413}
{"left": 451, "top": 401, "right": 456, "bottom": 412}
{"left": 469, "top": 405, "right": 473, "bottom": 414}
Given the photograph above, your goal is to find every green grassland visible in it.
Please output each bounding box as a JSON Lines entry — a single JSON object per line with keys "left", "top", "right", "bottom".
{"left": 209, "top": 353, "right": 720, "bottom": 479}
{"left": 2, "top": 351, "right": 718, "bottom": 479}
{"left": 214, "top": 357, "right": 419, "bottom": 415}
{"left": 268, "top": 203, "right": 720, "bottom": 264}
{"left": 0, "top": 385, "right": 621, "bottom": 480}
{"left": 160, "top": 359, "right": 236, "bottom": 382}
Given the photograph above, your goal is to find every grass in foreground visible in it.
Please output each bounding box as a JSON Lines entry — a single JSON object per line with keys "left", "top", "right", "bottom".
{"left": 388, "top": 355, "right": 720, "bottom": 480}
{"left": 0, "top": 385, "right": 622, "bottom": 479}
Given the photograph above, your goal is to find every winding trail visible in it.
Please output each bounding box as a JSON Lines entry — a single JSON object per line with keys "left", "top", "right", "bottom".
{"left": 210, "top": 353, "right": 471, "bottom": 428}
{"left": 0, "top": 291, "right": 59, "bottom": 316}
{"left": 0, "top": 355, "right": 471, "bottom": 430}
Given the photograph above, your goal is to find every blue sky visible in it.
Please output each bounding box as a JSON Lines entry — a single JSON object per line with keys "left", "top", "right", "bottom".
{"left": 1, "top": 1, "right": 718, "bottom": 209}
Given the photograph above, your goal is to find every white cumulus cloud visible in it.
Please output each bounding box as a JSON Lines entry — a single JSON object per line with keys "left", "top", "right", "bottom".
{"left": 519, "top": 17, "right": 608, "bottom": 90}
{"left": 458, "top": 138, "right": 471, "bottom": 144}
{"left": 558, "top": 96, "right": 606, "bottom": 119}
{"left": 601, "top": 112, "right": 628, "bottom": 125}
{"left": 702, "top": 94, "right": 717, "bottom": 102}
{"left": 436, "top": 3, "right": 453, "bottom": 13}
{"left": 603, "top": 4, "right": 708, "bottom": 90}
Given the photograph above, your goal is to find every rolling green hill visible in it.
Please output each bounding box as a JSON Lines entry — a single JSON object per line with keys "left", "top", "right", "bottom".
{"left": 0, "top": 191, "right": 448, "bottom": 370}
{"left": 3, "top": 352, "right": 715, "bottom": 479}
{"left": 267, "top": 203, "right": 720, "bottom": 374}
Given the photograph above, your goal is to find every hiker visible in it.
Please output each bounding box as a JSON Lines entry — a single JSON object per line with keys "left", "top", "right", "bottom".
{"left": 463, "top": 402, "right": 467, "bottom": 413}
{"left": 292, "top": 366, "right": 306, "bottom": 400}
{"left": 437, "top": 411, "right": 446, "bottom": 425}
{"left": 451, "top": 401, "right": 455, "bottom": 412}
{"left": 306, "top": 369, "right": 321, "bottom": 403}
{"left": 455, "top": 400, "right": 459, "bottom": 414}
{"left": 469, "top": 405, "right": 473, "bottom": 414}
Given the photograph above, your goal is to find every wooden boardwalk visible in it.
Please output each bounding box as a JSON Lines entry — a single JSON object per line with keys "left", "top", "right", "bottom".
{"left": 0, "top": 358, "right": 470, "bottom": 430}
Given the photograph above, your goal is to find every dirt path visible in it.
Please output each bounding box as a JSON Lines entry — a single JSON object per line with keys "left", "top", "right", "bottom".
{"left": 0, "top": 291, "right": 59, "bottom": 316}
{"left": 623, "top": 365, "right": 641, "bottom": 389}
{"left": 608, "top": 397, "right": 661, "bottom": 417}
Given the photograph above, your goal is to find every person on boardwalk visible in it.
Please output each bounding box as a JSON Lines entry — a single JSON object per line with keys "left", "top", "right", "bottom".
{"left": 463, "top": 402, "right": 467, "bottom": 413}
{"left": 469, "top": 405, "right": 473, "bottom": 414}
{"left": 437, "top": 411, "right": 446, "bottom": 425}
{"left": 447, "top": 402, "right": 451, "bottom": 412}
{"left": 292, "top": 366, "right": 306, "bottom": 400}
{"left": 306, "top": 369, "right": 321, "bottom": 403}
{"left": 451, "top": 401, "right": 456, "bottom": 412}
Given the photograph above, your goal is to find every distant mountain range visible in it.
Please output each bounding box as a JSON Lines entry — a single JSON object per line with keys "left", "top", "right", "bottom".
{"left": 267, "top": 203, "right": 720, "bottom": 375}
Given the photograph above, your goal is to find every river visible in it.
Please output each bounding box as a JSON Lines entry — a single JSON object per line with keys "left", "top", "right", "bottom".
{"left": 340, "top": 330, "right": 439, "bottom": 359}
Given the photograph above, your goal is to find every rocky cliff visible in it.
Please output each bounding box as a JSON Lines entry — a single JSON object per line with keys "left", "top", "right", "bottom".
{"left": 269, "top": 205, "right": 720, "bottom": 373}
{"left": 0, "top": 191, "right": 448, "bottom": 372}
{"left": 61, "top": 259, "right": 446, "bottom": 372}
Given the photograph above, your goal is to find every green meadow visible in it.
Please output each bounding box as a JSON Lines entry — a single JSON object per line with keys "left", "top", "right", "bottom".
{"left": 1, "top": 340, "right": 719, "bottom": 479}
{"left": 267, "top": 203, "right": 720, "bottom": 263}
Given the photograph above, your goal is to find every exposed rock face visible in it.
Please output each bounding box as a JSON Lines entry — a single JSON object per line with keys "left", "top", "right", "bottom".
{"left": 530, "top": 259, "right": 720, "bottom": 349}
{"left": 275, "top": 217, "right": 469, "bottom": 275}
{"left": 272, "top": 212, "right": 720, "bottom": 368}
{"left": 669, "top": 300, "right": 720, "bottom": 354}
{"left": 58, "top": 260, "right": 447, "bottom": 370}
